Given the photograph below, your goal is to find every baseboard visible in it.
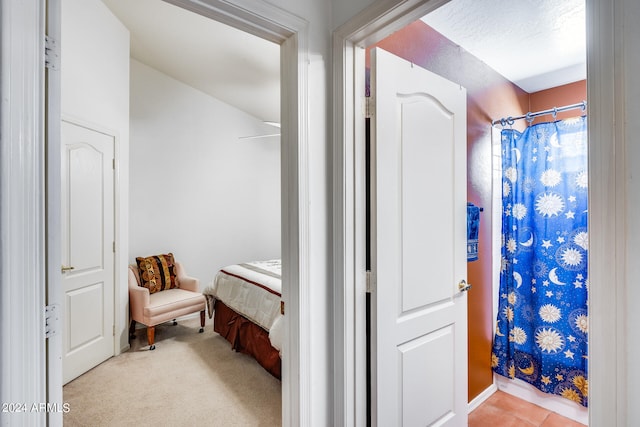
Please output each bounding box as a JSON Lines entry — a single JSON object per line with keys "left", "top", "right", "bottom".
{"left": 495, "top": 374, "right": 588, "bottom": 424}
{"left": 468, "top": 383, "right": 498, "bottom": 413}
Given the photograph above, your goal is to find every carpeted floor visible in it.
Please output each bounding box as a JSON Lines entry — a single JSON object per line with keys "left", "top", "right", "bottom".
{"left": 63, "top": 317, "right": 281, "bottom": 426}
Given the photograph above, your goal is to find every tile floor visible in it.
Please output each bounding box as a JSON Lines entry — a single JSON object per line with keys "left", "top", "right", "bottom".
{"left": 469, "top": 391, "right": 587, "bottom": 427}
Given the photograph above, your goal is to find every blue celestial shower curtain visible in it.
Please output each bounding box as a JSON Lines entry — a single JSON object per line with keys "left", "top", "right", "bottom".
{"left": 491, "top": 116, "right": 589, "bottom": 407}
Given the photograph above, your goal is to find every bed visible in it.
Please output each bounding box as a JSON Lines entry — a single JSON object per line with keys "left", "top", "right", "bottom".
{"left": 203, "top": 260, "right": 283, "bottom": 379}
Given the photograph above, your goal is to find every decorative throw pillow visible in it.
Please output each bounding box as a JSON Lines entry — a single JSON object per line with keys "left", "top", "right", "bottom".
{"left": 135, "top": 253, "right": 178, "bottom": 294}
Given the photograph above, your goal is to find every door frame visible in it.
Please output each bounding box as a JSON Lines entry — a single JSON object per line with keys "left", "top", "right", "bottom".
{"left": 0, "top": 2, "right": 49, "bottom": 425}
{"left": 0, "top": 0, "right": 310, "bottom": 426}
{"left": 332, "top": 0, "right": 624, "bottom": 425}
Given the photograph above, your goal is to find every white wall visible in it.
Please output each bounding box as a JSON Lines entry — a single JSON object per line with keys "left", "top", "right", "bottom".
{"left": 128, "top": 59, "right": 281, "bottom": 286}
{"left": 61, "top": 0, "right": 130, "bottom": 352}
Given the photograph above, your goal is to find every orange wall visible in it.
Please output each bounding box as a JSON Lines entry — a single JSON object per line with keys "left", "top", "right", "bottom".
{"left": 529, "top": 80, "right": 587, "bottom": 124}
{"left": 367, "top": 20, "right": 586, "bottom": 402}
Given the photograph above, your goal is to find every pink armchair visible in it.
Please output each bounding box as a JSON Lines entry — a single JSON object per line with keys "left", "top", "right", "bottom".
{"left": 128, "top": 261, "right": 206, "bottom": 350}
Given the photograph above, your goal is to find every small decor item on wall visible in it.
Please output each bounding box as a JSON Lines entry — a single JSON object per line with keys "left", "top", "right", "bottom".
{"left": 467, "top": 202, "right": 481, "bottom": 261}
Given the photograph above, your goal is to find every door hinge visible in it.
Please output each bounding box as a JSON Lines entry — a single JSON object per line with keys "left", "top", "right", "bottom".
{"left": 45, "top": 304, "right": 60, "bottom": 338}
{"left": 112, "top": 158, "right": 116, "bottom": 170}
{"left": 365, "top": 96, "right": 374, "bottom": 118}
{"left": 280, "top": 301, "right": 285, "bottom": 315}
{"left": 366, "top": 270, "right": 375, "bottom": 293}
{"left": 113, "top": 241, "right": 116, "bottom": 253}
{"left": 113, "top": 325, "right": 116, "bottom": 336}
{"left": 45, "top": 36, "right": 59, "bottom": 70}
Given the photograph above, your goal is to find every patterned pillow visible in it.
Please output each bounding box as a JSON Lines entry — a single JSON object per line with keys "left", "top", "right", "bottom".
{"left": 135, "top": 253, "right": 178, "bottom": 294}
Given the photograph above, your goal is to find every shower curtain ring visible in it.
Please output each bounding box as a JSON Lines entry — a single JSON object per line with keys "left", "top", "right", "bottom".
{"left": 582, "top": 100, "right": 587, "bottom": 112}
{"left": 507, "top": 117, "right": 515, "bottom": 127}
{"left": 525, "top": 112, "right": 533, "bottom": 124}
{"left": 552, "top": 107, "right": 558, "bottom": 119}
{"left": 500, "top": 118, "right": 507, "bottom": 127}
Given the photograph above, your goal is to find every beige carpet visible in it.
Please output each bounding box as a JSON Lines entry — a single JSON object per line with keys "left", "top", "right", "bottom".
{"left": 63, "top": 317, "right": 281, "bottom": 426}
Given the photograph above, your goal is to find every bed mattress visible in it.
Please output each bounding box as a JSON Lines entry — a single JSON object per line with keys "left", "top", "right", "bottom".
{"left": 203, "top": 259, "right": 283, "bottom": 351}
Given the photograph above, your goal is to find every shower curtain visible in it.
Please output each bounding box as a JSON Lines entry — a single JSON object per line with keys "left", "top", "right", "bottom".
{"left": 491, "top": 116, "right": 588, "bottom": 407}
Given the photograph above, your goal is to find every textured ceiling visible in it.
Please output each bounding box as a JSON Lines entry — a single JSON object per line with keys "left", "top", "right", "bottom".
{"left": 421, "top": 0, "right": 586, "bottom": 93}
{"left": 102, "top": 0, "right": 280, "bottom": 123}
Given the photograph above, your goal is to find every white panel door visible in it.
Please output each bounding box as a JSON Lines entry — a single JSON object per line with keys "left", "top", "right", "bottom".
{"left": 61, "top": 120, "right": 115, "bottom": 384}
{"left": 370, "top": 48, "right": 468, "bottom": 427}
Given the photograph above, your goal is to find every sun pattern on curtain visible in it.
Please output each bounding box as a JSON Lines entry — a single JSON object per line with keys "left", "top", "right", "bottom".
{"left": 491, "top": 116, "right": 589, "bottom": 407}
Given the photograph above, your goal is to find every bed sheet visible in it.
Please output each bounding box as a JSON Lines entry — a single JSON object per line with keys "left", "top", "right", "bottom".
{"left": 203, "top": 260, "right": 283, "bottom": 350}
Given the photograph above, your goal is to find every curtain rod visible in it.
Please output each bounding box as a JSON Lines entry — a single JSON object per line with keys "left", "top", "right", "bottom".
{"left": 491, "top": 100, "right": 587, "bottom": 126}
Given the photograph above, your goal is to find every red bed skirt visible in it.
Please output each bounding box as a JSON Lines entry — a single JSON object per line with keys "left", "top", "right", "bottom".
{"left": 213, "top": 299, "right": 281, "bottom": 379}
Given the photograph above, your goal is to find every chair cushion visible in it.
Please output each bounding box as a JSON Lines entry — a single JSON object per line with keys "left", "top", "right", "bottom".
{"left": 143, "top": 288, "right": 206, "bottom": 318}
{"left": 136, "top": 253, "right": 178, "bottom": 294}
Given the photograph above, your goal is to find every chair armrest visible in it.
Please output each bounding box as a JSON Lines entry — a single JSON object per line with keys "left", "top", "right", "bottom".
{"left": 128, "top": 266, "right": 149, "bottom": 322}
{"left": 175, "top": 262, "right": 200, "bottom": 292}
{"left": 178, "top": 276, "right": 199, "bottom": 293}
{"left": 128, "top": 285, "right": 149, "bottom": 322}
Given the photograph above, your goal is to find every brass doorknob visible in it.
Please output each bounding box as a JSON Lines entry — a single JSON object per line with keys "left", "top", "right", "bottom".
{"left": 61, "top": 265, "right": 75, "bottom": 273}
{"left": 458, "top": 280, "right": 472, "bottom": 292}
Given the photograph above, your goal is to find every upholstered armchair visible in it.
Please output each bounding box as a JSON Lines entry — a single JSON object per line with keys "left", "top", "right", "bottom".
{"left": 128, "top": 257, "right": 205, "bottom": 350}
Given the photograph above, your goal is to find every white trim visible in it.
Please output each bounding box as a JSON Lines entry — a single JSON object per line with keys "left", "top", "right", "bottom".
{"left": 334, "top": 0, "right": 451, "bottom": 49}
{"left": 112, "top": 126, "right": 127, "bottom": 355}
{"left": 280, "top": 32, "right": 312, "bottom": 427}
{"left": 0, "top": 1, "right": 48, "bottom": 426}
{"left": 468, "top": 383, "right": 497, "bottom": 413}
{"left": 334, "top": 0, "right": 621, "bottom": 425}
{"left": 586, "top": 0, "right": 626, "bottom": 424}
{"left": 160, "top": 1, "right": 311, "bottom": 425}
{"left": 46, "top": 1, "right": 64, "bottom": 425}
{"left": 331, "top": 34, "right": 366, "bottom": 427}
{"left": 331, "top": 32, "right": 362, "bottom": 427}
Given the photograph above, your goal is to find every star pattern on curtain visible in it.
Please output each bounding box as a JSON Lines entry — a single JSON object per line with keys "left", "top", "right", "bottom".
{"left": 492, "top": 116, "right": 589, "bottom": 407}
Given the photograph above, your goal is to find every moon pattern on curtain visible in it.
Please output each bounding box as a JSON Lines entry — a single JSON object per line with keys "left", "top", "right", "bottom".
{"left": 491, "top": 116, "right": 589, "bottom": 407}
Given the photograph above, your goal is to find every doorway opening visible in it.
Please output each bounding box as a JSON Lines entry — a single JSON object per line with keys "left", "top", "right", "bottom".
{"left": 333, "top": 0, "right": 602, "bottom": 425}
{"left": 48, "top": 0, "right": 310, "bottom": 424}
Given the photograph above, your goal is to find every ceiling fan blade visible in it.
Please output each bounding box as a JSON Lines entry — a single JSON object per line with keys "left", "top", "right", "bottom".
{"left": 238, "top": 133, "right": 281, "bottom": 140}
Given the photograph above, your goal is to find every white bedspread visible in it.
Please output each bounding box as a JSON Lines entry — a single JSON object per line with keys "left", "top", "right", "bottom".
{"left": 203, "top": 260, "right": 283, "bottom": 351}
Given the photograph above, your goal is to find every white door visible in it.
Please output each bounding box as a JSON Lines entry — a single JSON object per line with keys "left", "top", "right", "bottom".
{"left": 61, "top": 120, "right": 115, "bottom": 384}
{"left": 369, "top": 48, "right": 468, "bottom": 426}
